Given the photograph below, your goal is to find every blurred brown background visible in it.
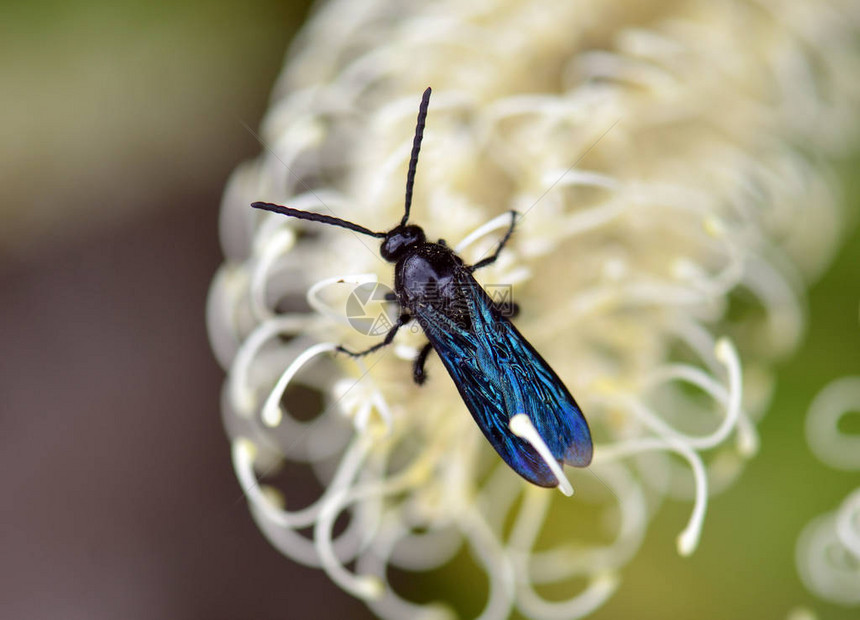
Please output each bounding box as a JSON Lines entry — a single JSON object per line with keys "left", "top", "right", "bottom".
{"left": 1, "top": 1, "right": 373, "bottom": 618}
{"left": 2, "top": 2, "right": 859, "bottom": 620}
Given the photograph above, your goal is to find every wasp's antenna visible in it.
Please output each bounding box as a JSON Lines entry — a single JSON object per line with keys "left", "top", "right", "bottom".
{"left": 402, "top": 87, "right": 432, "bottom": 227}
{"left": 252, "top": 202, "right": 387, "bottom": 238}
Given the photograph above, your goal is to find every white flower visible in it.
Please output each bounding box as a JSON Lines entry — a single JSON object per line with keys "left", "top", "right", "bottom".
{"left": 207, "top": 1, "right": 860, "bottom": 618}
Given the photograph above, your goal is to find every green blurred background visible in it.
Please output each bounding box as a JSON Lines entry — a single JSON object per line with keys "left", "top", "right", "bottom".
{"left": 1, "top": 1, "right": 857, "bottom": 618}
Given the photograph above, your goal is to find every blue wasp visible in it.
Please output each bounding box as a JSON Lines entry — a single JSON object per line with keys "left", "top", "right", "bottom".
{"left": 253, "top": 87, "right": 592, "bottom": 490}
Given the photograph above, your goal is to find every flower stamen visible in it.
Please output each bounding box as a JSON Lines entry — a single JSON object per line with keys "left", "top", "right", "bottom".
{"left": 509, "top": 414, "right": 574, "bottom": 496}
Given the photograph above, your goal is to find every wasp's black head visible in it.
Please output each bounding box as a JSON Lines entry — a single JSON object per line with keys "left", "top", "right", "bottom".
{"left": 380, "top": 225, "right": 425, "bottom": 262}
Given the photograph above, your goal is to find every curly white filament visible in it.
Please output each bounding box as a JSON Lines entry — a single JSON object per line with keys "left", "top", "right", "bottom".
{"left": 313, "top": 454, "right": 440, "bottom": 601}
{"left": 835, "top": 488, "right": 860, "bottom": 560}
{"left": 509, "top": 413, "right": 574, "bottom": 496}
{"left": 639, "top": 338, "right": 743, "bottom": 451}
{"left": 596, "top": 437, "right": 708, "bottom": 556}
{"left": 455, "top": 211, "right": 518, "bottom": 254}
{"left": 232, "top": 433, "right": 369, "bottom": 529}
{"left": 508, "top": 485, "right": 623, "bottom": 620}
{"left": 315, "top": 488, "right": 386, "bottom": 600}
{"left": 227, "top": 315, "right": 313, "bottom": 417}
{"left": 207, "top": 264, "right": 250, "bottom": 368}
{"left": 307, "top": 273, "right": 381, "bottom": 325}
{"left": 250, "top": 227, "right": 297, "bottom": 321}
{"left": 518, "top": 571, "right": 619, "bottom": 620}
{"left": 357, "top": 515, "right": 458, "bottom": 620}
{"left": 262, "top": 342, "right": 338, "bottom": 427}
{"left": 457, "top": 510, "right": 517, "bottom": 620}
{"left": 796, "top": 506, "right": 860, "bottom": 606}
{"left": 805, "top": 376, "right": 860, "bottom": 471}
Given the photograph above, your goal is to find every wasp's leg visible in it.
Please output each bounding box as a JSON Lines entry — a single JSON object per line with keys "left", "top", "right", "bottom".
{"left": 337, "top": 313, "right": 410, "bottom": 357}
{"left": 412, "top": 342, "right": 435, "bottom": 385}
{"left": 468, "top": 211, "right": 517, "bottom": 272}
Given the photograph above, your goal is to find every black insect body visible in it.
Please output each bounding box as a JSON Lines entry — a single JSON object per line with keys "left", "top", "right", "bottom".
{"left": 252, "top": 87, "right": 592, "bottom": 490}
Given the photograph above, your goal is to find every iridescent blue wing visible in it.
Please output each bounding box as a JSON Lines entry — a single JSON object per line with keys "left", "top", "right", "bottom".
{"left": 414, "top": 277, "right": 592, "bottom": 487}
